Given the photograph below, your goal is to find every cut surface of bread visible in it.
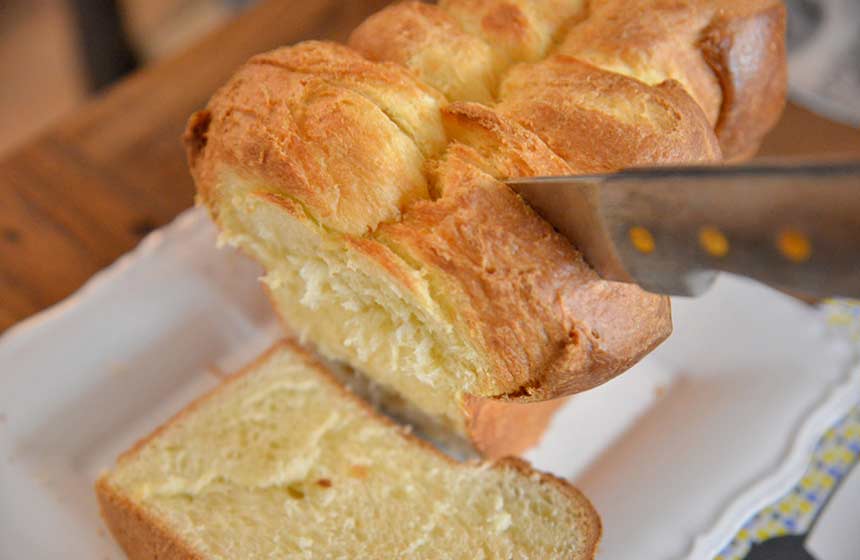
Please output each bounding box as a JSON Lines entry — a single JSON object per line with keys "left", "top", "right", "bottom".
{"left": 186, "top": 1, "right": 786, "bottom": 454}
{"left": 97, "top": 342, "right": 600, "bottom": 560}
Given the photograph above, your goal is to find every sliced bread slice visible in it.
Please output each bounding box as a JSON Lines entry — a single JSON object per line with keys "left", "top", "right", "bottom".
{"left": 97, "top": 341, "right": 600, "bottom": 559}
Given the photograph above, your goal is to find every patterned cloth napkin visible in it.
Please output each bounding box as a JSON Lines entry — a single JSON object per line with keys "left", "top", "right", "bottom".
{"left": 715, "top": 300, "right": 860, "bottom": 560}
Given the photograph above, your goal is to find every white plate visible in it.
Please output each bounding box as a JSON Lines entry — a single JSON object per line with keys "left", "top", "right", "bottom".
{"left": 1, "top": 208, "right": 857, "bottom": 559}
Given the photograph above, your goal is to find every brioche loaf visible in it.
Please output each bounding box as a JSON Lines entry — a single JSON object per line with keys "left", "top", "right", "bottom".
{"left": 97, "top": 341, "right": 600, "bottom": 559}
{"left": 185, "top": 1, "right": 786, "bottom": 455}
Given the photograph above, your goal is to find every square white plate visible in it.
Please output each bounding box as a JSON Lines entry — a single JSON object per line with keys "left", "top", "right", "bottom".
{"left": 1, "top": 208, "right": 856, "bottom": 559}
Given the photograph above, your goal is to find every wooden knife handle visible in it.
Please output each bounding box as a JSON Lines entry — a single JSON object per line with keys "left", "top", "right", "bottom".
{"left": 602, "top": 163, "right": 860, "bottom": 298}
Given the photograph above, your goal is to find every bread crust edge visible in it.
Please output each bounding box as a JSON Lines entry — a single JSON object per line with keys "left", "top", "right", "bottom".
{"left": 97, "top": 340, "right": 601, "bottom": 559}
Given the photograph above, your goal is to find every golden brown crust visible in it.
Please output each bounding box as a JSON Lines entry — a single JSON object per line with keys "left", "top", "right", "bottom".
{"left": 441, "top": 0, "right": 545, "bottom": 68}
{"left": 464, "top": 395, "right": 570, "bottom": 458}
{"left": 350, "top": 0, "right": 589, "bottom": 104}
{"left": 556, "top": 0, "right": 787, "bottom": 160}
{"left": 536, "top": 277, "right": 673, "bottom": 398}
{"left": 187, "top": 41, "right": 441, "bottom": 236}
{"left": 97, "top": 478, "right": 203, "bottom": 560}
{"left": 247, "top": 41, "right": 448, "bottom": 157}
{"left": 377, "top": 158, "right": 672, "bottom": 400}
{"left": 497, "top": 456, "right": 603, "bottom": 555}
{"left": 557, "top": 0, "right": 722, "bottom": 125}
{"left": 439, "top": 0, "right": 587, "bottom": 68}
{"left": 438, "top": 101, "right": 573, "bottom": 181}
{"left": 98, "top": 341, "right": 600, "bottom": 559}
{"left": 348, "top": 1, "right": 498, "bottom": 103}
{"left": 699, "top": 0, "right": 787, "bottom": 160}
{"left": 497, "top": 55, "right": 722, "bottom": 173}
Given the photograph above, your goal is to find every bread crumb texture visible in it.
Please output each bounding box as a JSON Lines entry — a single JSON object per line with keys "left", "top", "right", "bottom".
{"left": 99, "top": 344, "right": 600, "bottom": 559}
{"left": 186, "top": 0, "right": 785, "bottom": 438}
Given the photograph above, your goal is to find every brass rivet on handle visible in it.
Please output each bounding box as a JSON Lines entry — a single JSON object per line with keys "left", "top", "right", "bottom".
{"left": 629, "top": 226, "right": 655, "bottom": 254}
{"left": 777, "top": 229, "right": 812, "bottom": 263}
{"left": 698, "top": 226, "right": 730, "bottom": 258}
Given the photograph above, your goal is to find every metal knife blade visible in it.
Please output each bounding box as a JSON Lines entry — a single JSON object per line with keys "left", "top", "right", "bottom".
{"left": 508, "top": 162, "right": 860, "bottom": 298}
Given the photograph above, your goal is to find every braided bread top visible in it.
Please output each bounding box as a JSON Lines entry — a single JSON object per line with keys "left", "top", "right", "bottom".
{"left": 187, "top": 1, "right": 786, "bottom": 402}
{"left": 351, "top": 0, "right": 786, "bottom": 160}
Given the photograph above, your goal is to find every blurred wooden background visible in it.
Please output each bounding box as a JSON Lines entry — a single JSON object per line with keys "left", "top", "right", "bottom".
{"left": 0, "top": 0, "right": 240, "bottom": 156}
{"left": 1, "top": 0, "right": 859, "bottom": 332}
{"left": 0, "top": 0, "right": 390, "bottom": 331}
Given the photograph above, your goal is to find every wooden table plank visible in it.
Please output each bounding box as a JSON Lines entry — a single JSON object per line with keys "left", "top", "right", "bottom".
{"left": 758, "top": 103, "right": 860, "bottom": 159}
{"left": 2, "top": 0, "right": 860, "bottom": 332}
{"left": 0, "top": 0, "right": 390, "bottom": 332}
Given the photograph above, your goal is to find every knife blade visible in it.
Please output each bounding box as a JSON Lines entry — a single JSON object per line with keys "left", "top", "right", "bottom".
{"left": 507, "top": 162, "right": 860, "bottom": 297}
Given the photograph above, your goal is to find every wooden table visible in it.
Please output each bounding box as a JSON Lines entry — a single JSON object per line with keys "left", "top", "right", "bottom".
{"left": 0, "top": 0, "right": 390, "bottom": 332}
{"left": 2, "top": 1, "right": 860, "bottom": 332}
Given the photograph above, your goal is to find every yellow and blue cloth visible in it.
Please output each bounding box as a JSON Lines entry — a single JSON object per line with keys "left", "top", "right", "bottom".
{"left": 714, "top": 300, "right": 860, "bottom": 560}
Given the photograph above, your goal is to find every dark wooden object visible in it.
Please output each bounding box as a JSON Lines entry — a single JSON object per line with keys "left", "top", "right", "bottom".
{"left": 68, "top": 0, "right": 140, "bottom": 90}
{"left": 0, "top": 0, "right": 390, "bottom": 332}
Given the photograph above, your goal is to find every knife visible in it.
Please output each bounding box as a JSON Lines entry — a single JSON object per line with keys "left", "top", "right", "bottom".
{"left": 507, "top": 161, "right": 860, "bottom": 298}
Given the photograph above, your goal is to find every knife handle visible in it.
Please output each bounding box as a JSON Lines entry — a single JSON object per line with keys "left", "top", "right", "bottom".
{"left": 602, "top": 162, "right": 860, "bottom": 298}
